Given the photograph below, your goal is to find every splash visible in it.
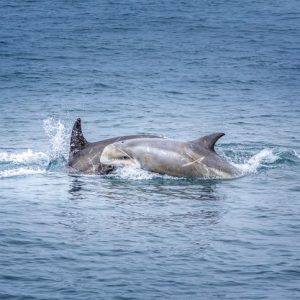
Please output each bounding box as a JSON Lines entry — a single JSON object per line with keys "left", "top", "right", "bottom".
{"left": 0, "top": 118, "right": 69, "bottom": 179}
{"left": 234, "top": 148, "right": 299, "bottom": 175}
{"left": 43, "top": 117, "right": 68, "bottom": 160}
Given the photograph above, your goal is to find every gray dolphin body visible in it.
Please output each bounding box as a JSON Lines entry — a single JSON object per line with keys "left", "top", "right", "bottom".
{"left": 68, "top": 118, "right": 159, "bottom": 174}
{"left": 100, "top": 134, "right": 241, "bottom": 178}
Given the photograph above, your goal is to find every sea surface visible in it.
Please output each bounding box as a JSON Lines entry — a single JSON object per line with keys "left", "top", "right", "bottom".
{"left": 0, "top": 0, "right": 300, "bottom": 299}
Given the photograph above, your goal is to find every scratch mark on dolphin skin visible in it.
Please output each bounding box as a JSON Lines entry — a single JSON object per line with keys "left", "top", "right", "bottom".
{"left": 182, "top": 156, "right": 205, "bottom": 167}
{"left": 90, "top": 153, "right": 99, "bottom": 162}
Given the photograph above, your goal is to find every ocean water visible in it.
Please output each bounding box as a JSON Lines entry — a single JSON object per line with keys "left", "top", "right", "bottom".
{"left": 1, "top": 0, "right": 300, "bottom": 299}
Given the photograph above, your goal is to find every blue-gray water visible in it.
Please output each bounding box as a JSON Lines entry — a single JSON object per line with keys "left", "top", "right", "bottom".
{"left": 1, "top": 1, "right": 300, "bottom": 299}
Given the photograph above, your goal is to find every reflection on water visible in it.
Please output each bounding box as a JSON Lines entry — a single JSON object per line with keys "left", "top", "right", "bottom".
{"left": 102, "top": 176, "right": 221, "bottom": 201}
{"left": 68, "top": 173, "right": 222, "bottom": 203}
{"left": 68, "top": 175, "right": 86, "bottom": 200}
{"left": 67, "top": 174, "right": 224, "bottom": 228}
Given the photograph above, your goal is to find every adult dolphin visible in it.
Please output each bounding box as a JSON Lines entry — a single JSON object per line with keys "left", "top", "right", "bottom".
{"left": 100, "top": 134, "right": 241, "bottom": 178}
{"left": 68, "top": 118, "right": 159, "bottom": 174}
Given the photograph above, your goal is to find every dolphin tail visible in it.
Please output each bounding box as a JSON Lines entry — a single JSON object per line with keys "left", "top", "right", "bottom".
{"left": 69, "top": 118, "right": 88, "bottom": 154}
{"left": 191, "top": 132, "right": 225, "bottom": 152}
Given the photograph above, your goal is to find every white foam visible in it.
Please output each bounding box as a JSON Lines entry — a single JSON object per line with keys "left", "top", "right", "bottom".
{"left": 0, "top": 149, "right": 49, "bottom": 164}
{"left": 0, "top": 167, "right": 46, "bottom": 179}
{"left": 234, "top": 148, "right": 279, "bottom": 174}
{"left": 111, "top": 166, "right": 160, "bottom": 180}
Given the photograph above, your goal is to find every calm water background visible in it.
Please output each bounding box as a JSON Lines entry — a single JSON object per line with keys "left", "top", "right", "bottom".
{"left": 0, "top": 0, "right": 300, "bottom": 299}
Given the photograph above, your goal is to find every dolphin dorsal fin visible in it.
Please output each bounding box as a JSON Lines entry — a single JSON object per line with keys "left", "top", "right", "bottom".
{"left": 192, "top": 132, "right": 225, "bottom": 152}
{"left": 70, "top": 118, "right": 88, "bottom": 153}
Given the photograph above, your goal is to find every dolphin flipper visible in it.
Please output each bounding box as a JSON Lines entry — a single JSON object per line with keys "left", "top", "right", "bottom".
{"left": 191, "top": 132, "right": 225, "bottom": 152}
{"left": 70, "top": 118, "right": 88, "bottom": 154}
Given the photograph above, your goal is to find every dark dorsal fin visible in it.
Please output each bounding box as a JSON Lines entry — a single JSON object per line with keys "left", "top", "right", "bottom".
{"left": 191, "top": 132, "right": 225, "bottom": 152}
{"left": 70, "top": 118, "right": 88, "bottom": 153}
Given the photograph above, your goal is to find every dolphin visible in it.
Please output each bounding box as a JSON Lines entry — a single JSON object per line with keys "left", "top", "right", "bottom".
{"left": 68, "top": 118, "right": 159, "bottom": 174}
{"left": 100, "top": 134, "right": 241, "bottom": 178}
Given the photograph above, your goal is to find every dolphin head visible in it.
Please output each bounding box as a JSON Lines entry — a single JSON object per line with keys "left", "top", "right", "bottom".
{"left": 100, "top": 141, "right": 140, "bottom": 168}
{"left": 100, "top": 138, "right": 192, "bottom": 176}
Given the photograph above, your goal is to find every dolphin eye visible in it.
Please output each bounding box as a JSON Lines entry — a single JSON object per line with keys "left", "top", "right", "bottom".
{"left": 122, "top": 155, "right": 130, "bottom": 160}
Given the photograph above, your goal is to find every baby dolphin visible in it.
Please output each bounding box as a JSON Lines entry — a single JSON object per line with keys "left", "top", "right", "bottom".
{"left": 100, "top": 134, "right": 241, "bottom": 178}
{"left": 68, "top": 118, "right": 159, "bottom": 174}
